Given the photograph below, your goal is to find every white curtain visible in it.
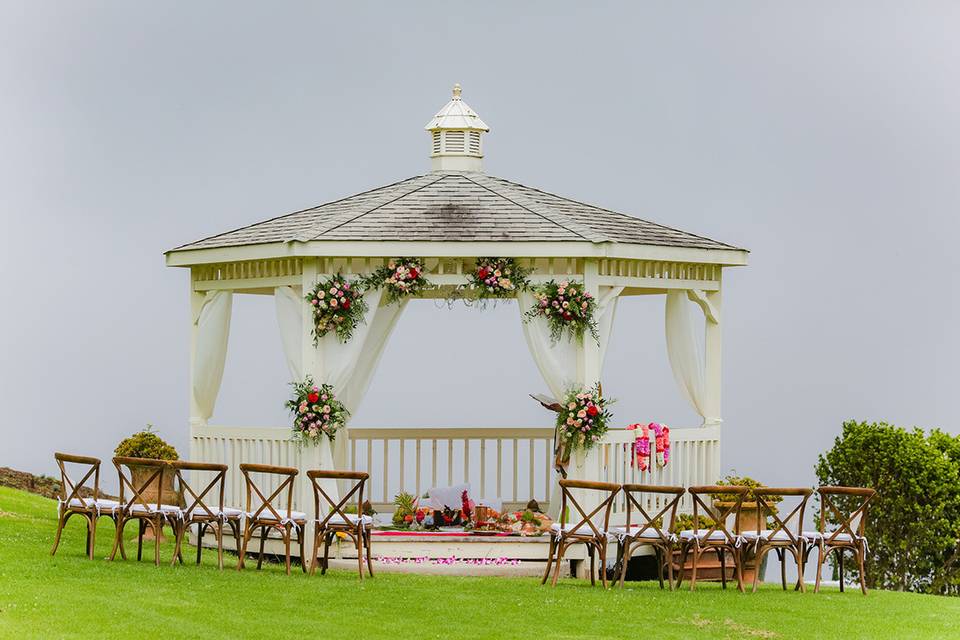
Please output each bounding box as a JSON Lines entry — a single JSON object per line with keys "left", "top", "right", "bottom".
{"left": 191, "top": 290, "right": 233, "bottom": 423}
{"left": 274, "top": 286, "right": 407, "bottom": 492}
{"left": 665, "top": 290, "right": 707, "bottom": 419}
{"left": 518, "top": 285, "right": 623, "bottom": 517}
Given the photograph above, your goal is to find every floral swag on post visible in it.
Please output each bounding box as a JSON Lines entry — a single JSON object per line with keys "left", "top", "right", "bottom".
{"left": 305, "top": 274, "right": 368, "bottom": 344}
{"left": 453, "top": 257, "right": 531, "bottom": 306}
{"left": 626, "top": 422, "right": 671, "bottom": 471}
{"left": 363, "top": 257, "right": 430, "bottom": 304}
{"left": 285, "top": 376, "right": 349, "bottom": 444}
{"left": 554, "top": 383, "right": 612, "bottom": 466}
{"left": 525, "top": 279, "right": 598, "bottom": 344}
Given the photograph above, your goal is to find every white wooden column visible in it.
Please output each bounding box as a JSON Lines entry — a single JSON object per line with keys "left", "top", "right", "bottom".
{"left": 299, "top": 258, "right": 322, "bottom": 561}
{"left": 703, "top": 287, "right": 722, "bottom": 427}
{"left": 188, "top": 274, "right": 205, "bottom": 429}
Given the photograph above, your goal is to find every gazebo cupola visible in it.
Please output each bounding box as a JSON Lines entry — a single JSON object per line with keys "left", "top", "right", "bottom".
{"left": 425, "top": 83, "right": 489, "bottom": 172}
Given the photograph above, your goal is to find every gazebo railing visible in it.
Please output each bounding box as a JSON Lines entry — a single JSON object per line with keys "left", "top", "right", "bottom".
{"left": 190, "top": 425, "right": 720, "bottom": 516}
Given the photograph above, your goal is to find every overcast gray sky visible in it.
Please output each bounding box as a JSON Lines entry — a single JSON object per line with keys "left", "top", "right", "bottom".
{"left": 1, "top": 2, "right": 957, "bottom": 491}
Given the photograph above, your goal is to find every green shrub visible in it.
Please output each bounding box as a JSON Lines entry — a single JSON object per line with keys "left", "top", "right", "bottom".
{"left": 114, "top": 426, "right": 179, "bottom": 461}
{"left": 815, "top": 420, "right": 960, "bottom": 594}
{"left": 714, "top": 474, "right": 783, "bottom": 509}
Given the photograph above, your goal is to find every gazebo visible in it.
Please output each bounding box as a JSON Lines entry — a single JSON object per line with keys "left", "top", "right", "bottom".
{"left": 165, "top": 85, "right": 747, "bottom": 561}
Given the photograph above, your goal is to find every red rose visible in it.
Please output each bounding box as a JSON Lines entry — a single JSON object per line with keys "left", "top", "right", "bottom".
{"left": 562, "top": 311, "right": 572, "bottom": 321}
{"left": 408, "top": 267, "right": 419, "bottom": 280}
{"left": 587, "top": 405, "right": 599, "bottom": 417}
{"left": 307, "top": 392, "right": 320, "bottom": 403}
{"left": 477, "top": 267, "right": 489, "bottom": 279}
{"left": 342, "top": 299, "right": 350, "bottom": 310}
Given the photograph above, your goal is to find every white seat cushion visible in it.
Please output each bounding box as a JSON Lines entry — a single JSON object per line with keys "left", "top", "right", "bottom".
{"left": 550, "top": 522, "right": 606, "bottom": 536}
{"left": 321, "top": 513, "right": 374, "bottom": 527}
{"left": 66, "top": 498, "right": 120, "bottom": 511}
{"left": 679, "top": 529, "right": 730, "bottom": 542}
{"left": 610, "top": 525, "right": 668, "bottom": 539}
{"left": 186, "top": 506, "right": 244, "bottom": 519}
{"left": 247, "top": 509, "right": 306, "bottom": 522}
{"left": 742, "top": 529, "right": 794, "bottom": 542}
{"left": 129, "top": 503, "right": 181, "bottom": 515}
{"left": 804, "top": 530, "right": 855, "bottom": 543}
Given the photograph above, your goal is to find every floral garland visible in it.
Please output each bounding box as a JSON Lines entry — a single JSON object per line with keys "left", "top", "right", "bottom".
{"left": 555, "top": 383, "right": 612, "bottom": 462}
{"left": 626, "top": 422, "right": 671, "bottom": 471}
{"left": 305, "top": 275, "right": 368, "bottom": 344}
{"left": 525, "top": 279, "right": 598, "bottom": 344}
{"left": 464, "top": 257, "right": 532, "bottom": 302}
{"left": 285, "top": 377, "right": 349, "bottom": 444}
{"left": 363, "top": 257, "right": 430, "bottom": 304}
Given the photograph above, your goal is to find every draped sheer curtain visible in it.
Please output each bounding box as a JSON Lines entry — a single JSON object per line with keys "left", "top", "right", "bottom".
{"left": 517, "top": 285, "right": 623, "bottom": 516}
{"left": 274, "top": 286, "right": 407, "bottom": 494}
{"left": 664, "top": 290, "right": 707, "bottom": 420}
{"left": 191, "top": 290, "right": 233, "bottom": 425}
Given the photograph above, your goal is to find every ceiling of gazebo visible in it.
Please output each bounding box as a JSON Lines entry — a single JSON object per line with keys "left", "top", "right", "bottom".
{"left": 167, "top": 171, "right": 743, "bottom": 255}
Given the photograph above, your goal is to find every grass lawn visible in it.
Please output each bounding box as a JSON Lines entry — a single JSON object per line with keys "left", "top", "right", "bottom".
{"left": 0, "top": 486, "right": 956, "bottom": 639}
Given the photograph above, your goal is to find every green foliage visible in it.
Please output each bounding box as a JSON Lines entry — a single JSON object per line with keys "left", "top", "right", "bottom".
{"left": 113, "top": 426, "right": 179, "bottom": 461}
{"left": 815, "top": 420, "right": 960, "bottom": 595}
{"left": 672, "top": 513, "right": 716, "bottom": 534}
{"left": 392, "top": 492, "right": 416, "bottom": 527}
{"left": 714, "top": 474, "right": 783, "bottom": 509}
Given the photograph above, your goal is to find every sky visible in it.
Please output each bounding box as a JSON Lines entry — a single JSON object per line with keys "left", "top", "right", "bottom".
{"left": 1, "top": 2, "right": 958, "bottom": 495}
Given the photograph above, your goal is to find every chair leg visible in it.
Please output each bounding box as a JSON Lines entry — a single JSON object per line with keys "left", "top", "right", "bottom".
{"left": 752, "top": 546, "right": 767, "bottom": 593}
{"left": 718, "top": 547, "right": 727, "bottom": 589}
{"left": 171, "top": 520, "right": 186, "bottom": 567}
{"left": 675, "top": 543, "right": 689, "bottom": 589}
{"left": 115, "top": 516, "right": 127, "bottom": 559}
{"left": 309, "top": 527, "right": 321, "bottom": 575}
{"left": 109, "top": 516, "right": 127, "bottom": 561}
{"left": 356, "top": 530, "right": 365, "bottom": 580}
{"left": 689, "top": 546, "right": 699, "bottom": 591}
{"left": 137, "top": 519, "right": 145, "bottom": 562}
{"left": 857, "top": 543, "right": 868, "bottom": 595}
{"left": 237, "top": 523, "right": 253, "bottom": 571}
{"left": 734, "top": 545, "right": 745, "bottom": 593}
{"left": 791, "top": 545, "right": 805, "bottom": 593}
{"left": 365, "top": 529, "right": 374, "bottom": 577}
{"left": 153, "top": 519, "right": 161, "bottom": 567}
{"left": 257, "top": 526, "right": 268, "bottom": 570}
{"left": 618, "top": 541, "right": 631, "bottom": 588}
{"left": 321, "top": 531, "right": 332, "bottom": 575}
{"left": 655, "top": 547, "right": 664, "bottom": 589}
{"left": 85, "top": 518, "right": 91, "bottom": 558}
{"left": 779, "top": 548, "right": 787, "bottom": 589}
{"left": 541, "top": 535, "right": 557, "bottom": 585}
{"left": 666, "top": 545, "right": 675, "bottom": 591}
{"left": 216, "top": 522, "right": 225, "bottom": 570}
{"left": 297, "top": 526, "right": 306, "bottom": 574}
{"left": 814, "top": 544, "right": 826, "bottom": 593}
{"left": 588, "top": 544, "right": 596, "bottom": 586}
{"left": 550, "top": 540, "right": 567, "bottom": 587}
{"left": 283, "top": 524, "right": 292, "bottom": 576}
{"left": 838, "top": 549, "right": 845, "bottom": 593}
{"left": 196, "top": 522, "right": 205, "bottom": 564}
{"left": 87, "top": 515, "right": 97, "bottom": 560}
{"left": 50, "top": 511, "right": 68, "bottom": 556}
{"left": 599, "top": 543, "right": 608, "bottom": 589}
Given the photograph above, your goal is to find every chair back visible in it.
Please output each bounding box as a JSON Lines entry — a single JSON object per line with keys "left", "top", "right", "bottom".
{"left": 307, "top": 470, "right": 369, "bottom": 528}
{"left": 113, "top": 457, "right": 170, "bottom": 511}
{"left": 239, "top": 463, "right": 298, "bottom": 521}
{"left": 622, "top": 484, "right": 685, "bottom": 543}
{"left": 752, "top": 487, "right": 812, "bottom": 545}
{"left": 817, "top": 486, "right": 875, "bottom": 545}
{"left": 54, "top": 452, "right": 102, "bottom": 508}
{"left": 170, "top": 460, "right": 227, "bottom": 519}
{"left": 688, "top": 485, "right": 749, "bottom": 545}
{"left": 558, "top": 479, "right": 620, "bottom": 537}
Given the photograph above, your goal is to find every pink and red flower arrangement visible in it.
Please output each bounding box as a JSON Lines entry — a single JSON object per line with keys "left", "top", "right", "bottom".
{"left": 466, "top": 257, "right": 531, "bottom": 301}
{"left": 626, "top": 422, "right": 671, "bottom": 471}
{"left": 363, "top": 257, "right": 430, "bottom": 304}
{"left": 305, "top": 274, "right": 368, "bottom": 343}
{"left": 525, "top": 279, "right": 598, "bottom": 343}
{"left": 555, "top": 383, "right": 612, "bottom": 461}
{"left": 285, "top": 377, "right": 349, "bottom": 443}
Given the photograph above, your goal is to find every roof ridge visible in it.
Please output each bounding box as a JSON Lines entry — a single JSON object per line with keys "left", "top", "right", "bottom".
{"left": 309, "top": 173, "right": 451, "bottom": 240}
{"left": 485, "top": 174, "right": 741, "bottom": 251}
{"left": 463, "top": 173, "right": 605, "bottom": 243}
{"left": 166, "top": 174, "right": 428, "bottom": 253}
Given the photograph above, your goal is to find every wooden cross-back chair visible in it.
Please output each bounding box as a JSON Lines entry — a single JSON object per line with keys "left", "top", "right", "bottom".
{"left": 308, "top": 470, "right": 373, "bottom": 579}
{"left": 808, "top": 486, "right": 876, "bottom": 594}
{"left": 676, "top": 485, "right": 748, "bottom": 592}
{"left": 169, "top": 460, "right": 242, "bottom": 570}
{"left": 238, "top": 463, "right": 306, "bottom": 575}
{"left": 542, "top": 479, "right": 620, "bottom": 588}
{"left": 742, "top": 487, "right": 812, "bottom": 593}
{"left": 109, "top": 457, "right": 182, "bottom": 567}
{"left": 614, "top": 484, "right": 685, "bottom": 589}
{"left": 51, "top": 453, "right": 122, "bottom": 560}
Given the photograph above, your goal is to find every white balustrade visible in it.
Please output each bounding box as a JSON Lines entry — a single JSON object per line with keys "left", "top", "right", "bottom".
{"left": 190, "top": 424, "right": 720, "bottom": 518}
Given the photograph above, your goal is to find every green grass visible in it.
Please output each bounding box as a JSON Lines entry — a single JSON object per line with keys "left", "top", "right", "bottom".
{"left": 0, "top": 486, "right": 955, "bottom": 639}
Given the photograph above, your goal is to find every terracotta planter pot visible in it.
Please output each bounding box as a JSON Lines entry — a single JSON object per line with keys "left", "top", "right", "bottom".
{"left": 130, "top": 464, "right": 179, "bottom": 506}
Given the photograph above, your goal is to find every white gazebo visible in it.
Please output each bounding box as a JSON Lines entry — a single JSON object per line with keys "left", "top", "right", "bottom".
{"left": 165, "top": 85, "right": 747, "bottom": 561}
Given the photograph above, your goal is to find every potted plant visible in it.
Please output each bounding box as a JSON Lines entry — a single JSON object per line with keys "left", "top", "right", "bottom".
{"left": 713, "top": 474, "right": 782, "bottom": 533}
{"left": 114, "top": 426, "right": 180, "bottom": 507}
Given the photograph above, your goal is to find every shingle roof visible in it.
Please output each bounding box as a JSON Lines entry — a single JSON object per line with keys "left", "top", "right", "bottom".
{"left": 169, "top": 172, "right": 742, "bottom": 252}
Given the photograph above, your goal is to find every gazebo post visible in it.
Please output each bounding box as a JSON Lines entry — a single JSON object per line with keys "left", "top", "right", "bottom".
{"left": 188, "top": 280, "right": 206, "bottom": 428}
{"left": 300, "top": 257, "right": 321, "bottom": 563}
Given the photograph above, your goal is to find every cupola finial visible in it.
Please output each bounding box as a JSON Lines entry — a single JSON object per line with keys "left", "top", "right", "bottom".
{"left": 425, "top": 84, "right": 489, "bottom": 172}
